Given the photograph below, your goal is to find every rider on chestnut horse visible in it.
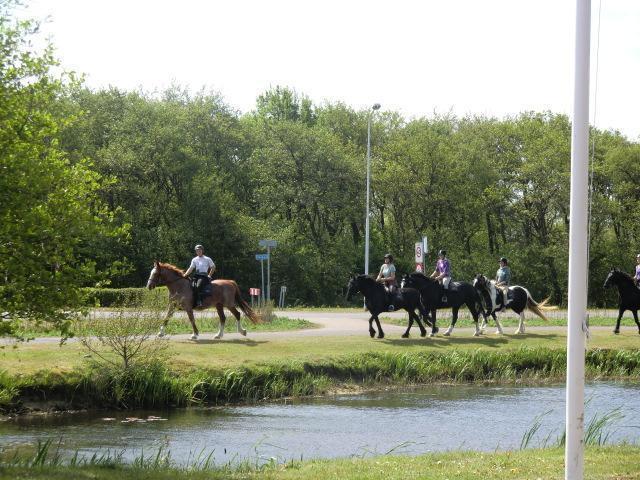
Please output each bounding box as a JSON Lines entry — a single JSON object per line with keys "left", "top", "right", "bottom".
{"left": 183, "top": 244, "right": 216, "bottom": 307}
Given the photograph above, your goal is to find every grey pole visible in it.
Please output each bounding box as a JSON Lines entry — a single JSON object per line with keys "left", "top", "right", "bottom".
{"left": 267, "top": 245, "right": 271, "bottom": 301}
{"left": 260, "top": 259, "right": 265, "bottom": 305}
{"left": 364, "top": 103, "right": 381, "bottom": 277}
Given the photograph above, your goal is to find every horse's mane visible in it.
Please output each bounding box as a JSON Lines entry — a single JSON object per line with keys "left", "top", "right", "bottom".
{"left": 612, "top": 268, "right": 634, "bottom": 282}
{"left": 356, "top": 274, "right": 377, "bottom": 285}
{"left": 159, "top": 262, "right": 185, "bottom": 276}
{"left": 409, "top": 272, "right": 436, "bottom": 283}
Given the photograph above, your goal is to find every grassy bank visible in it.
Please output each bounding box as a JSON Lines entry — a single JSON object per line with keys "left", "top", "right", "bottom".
{"left": 1, "top": 445, "right": 639, "bottom": 479}
{"left": 2, "top": 345, "right": 639, "bottom": 412}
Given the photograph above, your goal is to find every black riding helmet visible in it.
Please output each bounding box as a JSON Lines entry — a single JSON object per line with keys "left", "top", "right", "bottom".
{"left": 438, "top": 249, "right": 446, "bottom": 257}
{"left": 500, "top": 257, "right": 508, "bottom": 264}
{"left": 383, "top": 253, "right": 394, "bottom": 262}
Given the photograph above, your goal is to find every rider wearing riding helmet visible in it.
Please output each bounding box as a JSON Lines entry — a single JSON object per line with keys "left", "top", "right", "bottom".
{"left": 430, "top": 249, "right": 451, "bottom": 302}
{"left": 496, "top": 257, "right": 511, "bottom": 286}
{"left": 184, "top": 244, "right": 216, "bottom": 306}
{"left": 635, "top": 254, "right": 640, "bottom": 288}
{"left": 376, "top": 253, "right": 397, "bottom": 311}
{"left": 495, "top": 257, "right": 511, "bottom": 310}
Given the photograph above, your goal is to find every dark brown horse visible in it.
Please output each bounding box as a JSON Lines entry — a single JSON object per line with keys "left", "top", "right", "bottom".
{"left": 146, "top": 261, "right": 260, "bottom": 340}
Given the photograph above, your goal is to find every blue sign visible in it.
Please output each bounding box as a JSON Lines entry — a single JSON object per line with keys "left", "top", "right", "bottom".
{"left": 255, "top": 253, "right": 269, "bottom": 261}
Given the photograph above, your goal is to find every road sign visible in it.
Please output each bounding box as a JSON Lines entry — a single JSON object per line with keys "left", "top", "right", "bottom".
{"left": 255, "top": 253, "right": 269, "bottom": 261}
{"left": 415, "top": 263, "right": 424, "bottom": 273}
{"left": 415, "top": 242, "right": 424, "bottom": 263}
{"left": 249, "top": 288, "right": 261, "bottom": 296}
{"left": 259, "top": 239, "right": 278, "bottom": 248}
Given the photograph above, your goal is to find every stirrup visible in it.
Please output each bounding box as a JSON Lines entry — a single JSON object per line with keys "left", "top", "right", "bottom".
{"left": 388, "top": 304, "right": 395, "bottom": 311}
{"left": 441, "top": 296, "right": 447, "bottom": 303}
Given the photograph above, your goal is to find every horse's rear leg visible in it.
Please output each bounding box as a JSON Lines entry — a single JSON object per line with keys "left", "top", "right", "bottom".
{"left": 368, "top": 315, "right": 376, "bottom": 338}
{"left": 228, "top": 306, "right": 247, "bottom": 336}
{"left": 402, "top": 313, "right": 414, "bottom": 338}
{"left": 158, "top": 303, "right": 176, "bottom": 337}
{"left": 413, "top": 310, "right": 427, "bottom": 337}
{"left": 632, "top": 310, "right": 640, "bottom": 334}
{"left": 214, "top": 305, "right": 226, "bottom": 339}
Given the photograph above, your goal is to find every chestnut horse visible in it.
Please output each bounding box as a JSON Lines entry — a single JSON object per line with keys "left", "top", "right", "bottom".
{"left": 146, "top": 261, "right": 260, "bottom": 340}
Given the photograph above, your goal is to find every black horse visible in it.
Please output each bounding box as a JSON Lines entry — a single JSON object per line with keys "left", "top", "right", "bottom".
{"left": 472, "top": 274, "right": 554, "bottom": 335}
{"left": 603, "top": 269, "right": 640, "bottom": 335}
{"left": 401, "top": 272, "right": 482, "bottom": 337}
{"left": 346, "top": 274, "right": 430, "bottom": 338}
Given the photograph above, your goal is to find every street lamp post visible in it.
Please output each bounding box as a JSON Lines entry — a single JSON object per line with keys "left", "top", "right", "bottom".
{"left": 364, "top": 103, "right": 381, "bottom": 277}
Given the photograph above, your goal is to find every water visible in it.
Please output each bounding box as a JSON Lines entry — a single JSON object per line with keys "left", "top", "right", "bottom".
{"left": 1, "top": 382, "right": 639, "bottom": 465}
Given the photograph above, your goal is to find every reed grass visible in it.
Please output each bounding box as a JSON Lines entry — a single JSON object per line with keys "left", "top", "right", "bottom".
{"left": 2, "top": 346, "right": 640, "bottom": 413}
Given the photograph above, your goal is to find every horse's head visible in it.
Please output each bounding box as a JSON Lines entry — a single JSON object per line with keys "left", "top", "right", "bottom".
{"left": 400, "top": 274, "right": 409, "bottom": 289}
{"left": 473, "top": 274, "right": 488, "bottom": 289}
{"left": 346, "top": 274, "right": 360, "bottom": 301}
{"left": 603, "top": 268, "right": 632, "bottom": 289}
{"left": 147, "top": 261, "right": 162, "bottom": 290}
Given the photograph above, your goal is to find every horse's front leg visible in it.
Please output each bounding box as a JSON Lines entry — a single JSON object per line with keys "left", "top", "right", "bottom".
{"left": 429, "top": 309, "right": 438, "bottom": 336}
{"left": 492, "top": 312, "right": 504, "bottom": 335}
{"left": 374, "top": 315, "right": 384, "bottom": 339}
{"left": 480, "top": 312, "right": 488, "bottom": 332}
{"left": 471, "top": 307, "right": 481, "bottom": 337}
{"left": 158, "top": 302, "right": 176, "bottom": 337}
{"left": 444, "top": 308, "right": 459, "bottom": 336}
{"left": 613, "top": 306, "right": 625, "bottom": 334}
{"left": 214, "top": 304, "right": 226, "bottom": 339}
{"left": 186, "top": 308, "right": 199, "bottom": 340}
{"left": 515, "top": 311, "right": 526, "bottom": 334}
{"left": 368, "top": 315, "right": 376, "bottom": 338}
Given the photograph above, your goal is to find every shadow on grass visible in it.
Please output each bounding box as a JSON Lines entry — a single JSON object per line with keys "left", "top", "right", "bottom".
{"left": 191, "top": 338, "right": 268, "bottom": 347}
{"left": 380, "top": 332, "right": 563, "bottom": 348}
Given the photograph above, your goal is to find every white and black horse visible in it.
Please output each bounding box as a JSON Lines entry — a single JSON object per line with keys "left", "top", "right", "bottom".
{"left": 472, "top": 274, "right": 554, "bottom": 334}
{"left": 400, "top": 272, "right": 482, "bottom": 337}
{"left": 603, "top": 269, "right": 640, "bottom": 335}
{"left": 346, "top": 274, "right": 430, "bottom": 338}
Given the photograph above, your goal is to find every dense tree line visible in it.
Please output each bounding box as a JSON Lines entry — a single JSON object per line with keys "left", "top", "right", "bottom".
{"left": 2, "top": 2, "right": 639, "bottom": 332}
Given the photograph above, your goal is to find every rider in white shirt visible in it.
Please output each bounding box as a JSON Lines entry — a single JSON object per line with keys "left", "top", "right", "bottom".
{"left": 184, "top": 244, "right": 216, "bottom": 306}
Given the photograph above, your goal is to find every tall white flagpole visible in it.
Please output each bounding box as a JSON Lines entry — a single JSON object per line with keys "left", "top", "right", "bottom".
{"left": 565, "top": 0, "right": 591, "bottom": 478}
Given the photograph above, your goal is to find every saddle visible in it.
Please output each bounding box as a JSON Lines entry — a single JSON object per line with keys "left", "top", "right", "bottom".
{"left": 191, "top": 274, "right": 213, "bottom": 307}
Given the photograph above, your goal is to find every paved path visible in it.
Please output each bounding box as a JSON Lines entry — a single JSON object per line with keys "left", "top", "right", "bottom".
{"left": 5, "top": 309, "right": 637, "bottom": 345}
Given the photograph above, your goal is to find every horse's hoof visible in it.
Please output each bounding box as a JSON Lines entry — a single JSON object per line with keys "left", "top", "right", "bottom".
{"left": 443, "top": 331, "right": 451, "bottom": 337}
{"left": 240, "top": 330, "right": 247, "bottom": 336}
{"left": 214, "top": 334, "right": 222, "bottom": 340}
{"left": 378, "top": 334, "right": 384, "bottom": 339}
{"left": 473, "top": 331, "right": 481, "bottom": 337}
{"left": 157, "top": 331, "right": 165, "bottom": 338}
{"left": 369, "top": 332, "right": 375, "bottom": 338}
{"left": 428, "top": 332, "right": 435, "bottom": 337}
{"left": 402, "top": 333, "right": 409, "bottom": 339}
{"left": 434, "top": 327, "right": 439, "bottom": 334}
{"left": 495, "top": 330, "right": 503, "bottom": 335}
{"left": 420, "top": 331, "right": 427, "bottom": 338}
{"left": 191, "top": 334, "right": 199, "bottom": 340}
{"left": 613, "top": 330, "right": 620, "bottom": 335}
{"left": 514, "top": 329, "right": 523, "bottom": 335}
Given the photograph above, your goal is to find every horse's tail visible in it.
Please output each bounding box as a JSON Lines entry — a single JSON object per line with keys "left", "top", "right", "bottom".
{"left": 234, "top": 284, "right": 261, "bottom": 324}
{"left": 524, "top": 289, "right": 557, "bottom": 321}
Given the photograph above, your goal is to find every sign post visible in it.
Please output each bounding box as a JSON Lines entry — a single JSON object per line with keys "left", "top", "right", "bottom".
{"left": 255, "top": 253, "right": 269, "bottom": 304}
{"left": 259, "top": 240, "right": 277, "bottom": 302}
{"left": 415, "top": 241, "right": 424, "bottom": 273}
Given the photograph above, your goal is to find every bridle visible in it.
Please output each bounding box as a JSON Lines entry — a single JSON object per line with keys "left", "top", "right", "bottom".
{"left": 149, "top": 266, "right": 186, "bottom": 288}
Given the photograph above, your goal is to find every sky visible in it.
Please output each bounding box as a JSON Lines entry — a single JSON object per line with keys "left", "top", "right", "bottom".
{"left": 19, "top": 0, "right": 640, "bottom": 140}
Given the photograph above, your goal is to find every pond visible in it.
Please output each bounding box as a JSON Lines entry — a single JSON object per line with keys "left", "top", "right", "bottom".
{"left": 1, "top": 382, "right": 639, "bottom": 465}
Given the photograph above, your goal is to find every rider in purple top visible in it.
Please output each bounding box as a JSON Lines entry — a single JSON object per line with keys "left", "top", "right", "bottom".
{"left": 430, "top": 249, "right": 452, "bottom": 302}
{"left": 635, "top": 254, "right": 640, "bottom": 287}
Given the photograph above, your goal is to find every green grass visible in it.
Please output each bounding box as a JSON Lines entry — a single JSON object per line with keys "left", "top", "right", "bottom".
{"left": 12, "top": 315, "right": 316, "bottom": 338}
{"left": 1, "top": 446, "right": 639, "bottom": 479}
